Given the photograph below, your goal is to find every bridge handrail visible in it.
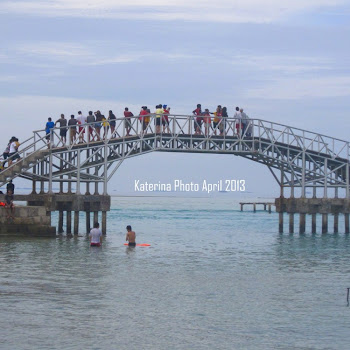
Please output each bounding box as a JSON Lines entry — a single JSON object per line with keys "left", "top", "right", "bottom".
{"left": 30, "top": 115, "right": 349, "bottom": 160}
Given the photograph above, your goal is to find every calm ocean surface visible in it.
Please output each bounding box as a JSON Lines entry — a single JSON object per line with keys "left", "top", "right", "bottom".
{"left": 1, "top": 196, "right": 350, "bottom": 350}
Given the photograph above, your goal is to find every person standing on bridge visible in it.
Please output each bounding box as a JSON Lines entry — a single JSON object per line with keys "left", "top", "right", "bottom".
{"left": 193, "top": 104, "right": 203, "bottom": 135}
{"left": 221, "top": 106, "right": 228, "bottom": 135}
{"left": 162, "top": 105, "right": 171, "bottom": 133}
{"left": 109, "top": 110, "right": 117, "bottom": 137}
{"left": 94, "top": 110, "right": 104, "bottom": 141}
{"left": 203, "top": 108, "right": 212, "bottom": 136}
{"left": 86, "top": 111, "right": 95, "bottom": 142}
{"left": 234, "top": 107, "right": 242, "bottom": 136}
{"left": 155, "top": 104, "right": 163, "bottom": 133}
{"left": 89, "top": 222, "right": 103, "bottom": 247}
{"left": 68, "top": 115, "right": 78, "bottom": 144}
{"left": 77, "top": 111, "right": 87, "bottom": 143}
{"left": 139, "top": 106, "right": 149, "bottom": 134}
{"left": 55, "top": 114, "right": 68, "bottom": 145}
{"left": 45, "top": 118, "right": 55, "bottom": 148}
{"left": 240, "top": 108, "right": 248, "bottom": 137}
{"left": 123, "top": 108, "right": 133, "bottom": 136}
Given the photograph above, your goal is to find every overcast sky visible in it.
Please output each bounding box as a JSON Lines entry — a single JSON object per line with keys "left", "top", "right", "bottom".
{"left": 1, "top": 1, "right": 350, "bottom": 197}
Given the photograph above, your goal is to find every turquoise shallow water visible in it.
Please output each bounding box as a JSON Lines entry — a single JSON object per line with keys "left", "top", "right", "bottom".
{"left": 1, "top": 197, "right": 350, "bottom": 350}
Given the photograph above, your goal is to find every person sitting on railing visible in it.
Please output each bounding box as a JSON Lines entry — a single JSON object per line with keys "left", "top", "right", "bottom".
{"left": 55, "top": 114, "right": 68, "bottom": 145}
{"left": 139, "top": 106, "right": 149, "bottom": 134}
{"left": 5, "top": 189, "right": 15, "bottom": 222}
{"left": 234, "top": 106, "right": 242, "bottom": 136}
{"left": 193, "top": 104, "right": 203, "bottom": 135}
{"left": 213, "top": 105, "right": 223, "bottom": 136}
{"left": 7, "top": 180, "right": 15, "bottom": 194}
{"left": 109, "top": 110, "right": 117, "bottom": 136}
{"left": 45, "top": 118, "right": 55, "bottom": 148}
{"left": 123, "top": 108, "right": 133, "bottom": 136}
{"left": 162, "top": 105, "right": 171, "bottom": 133}
{"left": 221, "top": 107, "right": 228, "bottom": 135}
{"left": 94, "top": 110, "right": 103, "bottom": 140}
{"left": 86, "top": 111, "right": 95, "bottom": 142}
{"left": 203, "top": 109, "right": 212, "bottom": 136}
{"left": 155, "top": 104, "right": 163, "bottom": 133}
{"left": 77, "top": 111, "right": 87, "bottom": 143}
{"left": 68, "top": 115, "right": 78, "bottom": 144}
{"left": 8, "top": 137, "right": 21, "bottom": 165}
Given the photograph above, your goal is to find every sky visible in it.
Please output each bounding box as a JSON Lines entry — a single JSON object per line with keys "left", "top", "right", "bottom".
{"left": 1, "top": 0, "right": 350, "bottom": 197}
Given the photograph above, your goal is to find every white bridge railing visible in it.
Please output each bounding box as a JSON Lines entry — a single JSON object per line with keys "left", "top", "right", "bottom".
{"left": 31, "top": 114, "right": 350, "bottom": 161}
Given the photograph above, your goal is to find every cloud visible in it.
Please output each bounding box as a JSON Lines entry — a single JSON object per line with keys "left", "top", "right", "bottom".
{"left": 245, "top": 76, "right": 350, "bottom": 99}
{"left": 0, "top": 0, "right": 346, "bottom": 23}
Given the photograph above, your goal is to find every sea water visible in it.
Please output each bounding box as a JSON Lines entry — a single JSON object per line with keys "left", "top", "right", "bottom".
{"left": 1, "top": 196, "right": 350, "bottom": 350}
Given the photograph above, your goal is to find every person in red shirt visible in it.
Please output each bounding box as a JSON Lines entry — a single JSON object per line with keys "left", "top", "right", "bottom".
{"left": 192, "top": 104, "right": 203, "bottom": 135}
{"left": 162, "top": 104, "right": 171, "bottom": 133}
{"left": 139, "top": 106, "right": 149, "bottom": 134}
{"left": 124, "top": 107, "right": 134, "bottom": 136}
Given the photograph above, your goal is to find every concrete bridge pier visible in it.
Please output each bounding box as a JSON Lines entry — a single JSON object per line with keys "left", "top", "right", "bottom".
{"left": 289, "top": 213, "right": 294, "bottom": 233}
{"left": 299, "top": 214, "right": 306, "bottom": 234}
{"left": 322, "top": 214, "right": 328, "bottom": 234}
{"left": 276, "top": 198, "right": 350, "bottom": 234}
{"left": 86, "top": 211, "right": 91, "bottom": 233}
{"left": 334, "top": 213, "right": 339, "bottom": 233}
{"left": 74, "top": 211, "right": 79, "bottom": 234}
{"left": 311, "top": 214, "right": 317, "bottom": 233}
{"left": 102, "top": 211, "right": 107, "bottom": 235}
{"left": 279, "top": 213, "right": 283, "bottom": 233}
{"left": 58, "top": 211, "right": 64, "bottom": 233}
{"left": 345, "top": 214, "right": 349, "bottom": 234}
{"left": 66, "top": 211, "right": 72, "bottom": 234}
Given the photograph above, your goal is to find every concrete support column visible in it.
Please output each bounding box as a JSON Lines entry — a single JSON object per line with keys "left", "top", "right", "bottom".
{"left": 299, "top": 213, "right": 306, "bottom": 234}
{"left": 102, "top": 211, "right": 107, "bottom": 235}
{"left": 345, "top": 214, "right": 349, "bottom": 234}
{"left": 86, "top": 211, "right": 91, "bottom": 233}
{"left": 289, "top": 213, "right": 294, "bottom": 233}
{"left": 58, "top": 211, "right": 64, "bottom": 233}
{"left": 40, "top": 161, "right": 45, "bottom": 193}
{"left": 334, "top": 213, "right": 339, "bottom": 234}
{"left": 66, "top": 211, "right": 72, "bottom": 234}
{"left": 322, "top": 214, "right": 328, "bottom": 234}
{"left": 312, "top": 214, "right": 317, "bottom": 233}
{"left": 279, "top": 213, "right": 283, "bottom": 233}
{"left": 253, "top": 203, "right": 256, "bottom": 212}
{"left": 94, "top": 211, "right": 98, "bottom": 225}
{"left": 264, "top": 204, "right": 267, "bottom": 211}
{"left": 268, "top": 204, "right": 272, "bottom": 213}
{"left": 74, "top": 211, "right": 79, "bottom": 234}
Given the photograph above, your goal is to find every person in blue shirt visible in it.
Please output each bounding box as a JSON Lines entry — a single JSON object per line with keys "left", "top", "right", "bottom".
{"left": 45, "top": 117, "right": 55, "bottom": 147}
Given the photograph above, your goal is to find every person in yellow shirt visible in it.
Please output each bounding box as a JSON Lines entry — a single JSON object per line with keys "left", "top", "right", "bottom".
{"left": 213, "top": 105, "right": 222, "bottom": 135}
{"left": 101, "top": 116, "right": 109, "bottom": 139}
{"left": 155, "top": 104, "right": 163, "bottom": 133}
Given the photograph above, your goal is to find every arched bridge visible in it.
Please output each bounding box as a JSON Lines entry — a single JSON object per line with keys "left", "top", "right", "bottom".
{"left": 1, "top": 114, "right": 349, "bottom": 199}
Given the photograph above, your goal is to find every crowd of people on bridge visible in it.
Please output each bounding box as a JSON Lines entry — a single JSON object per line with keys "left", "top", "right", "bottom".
{"left": 1, "top": 104, "right": 252, "bottom": 169}
{"left": 42, "top": 104, "right": 252, "bottom": 146}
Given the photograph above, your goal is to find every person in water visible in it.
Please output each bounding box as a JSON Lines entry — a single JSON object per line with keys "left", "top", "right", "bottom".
{"left": 89, "top": 222, "right": 102, "bottom": 247}
{"left": 126, "top": 225, "right": 136, "bottom": 247}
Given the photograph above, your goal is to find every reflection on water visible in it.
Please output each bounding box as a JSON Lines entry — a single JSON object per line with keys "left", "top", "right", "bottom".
{"left": 1, "top": 197, "right": 350, "bottom": 349}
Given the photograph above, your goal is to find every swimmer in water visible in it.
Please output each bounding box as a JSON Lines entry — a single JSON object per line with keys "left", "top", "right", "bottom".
{"left": 126, "top": 225, "right": 136, "bottom": 247}
{"left": 90, "top": 222, "right": 102, "bottom": 247}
